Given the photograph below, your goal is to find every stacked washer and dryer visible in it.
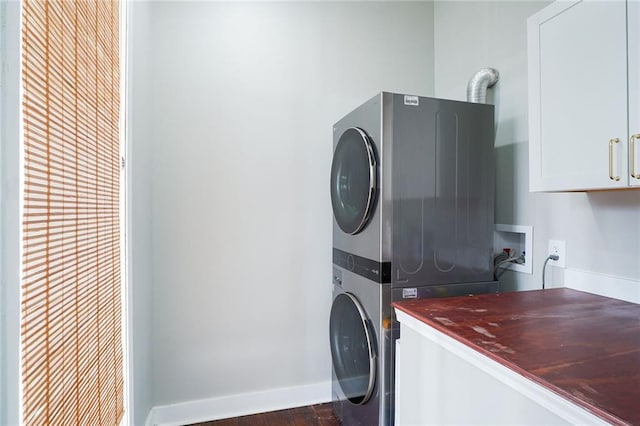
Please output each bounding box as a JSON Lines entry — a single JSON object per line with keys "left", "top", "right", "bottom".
{"left": 329, "top": 89, "right": 499, "bottom": 425}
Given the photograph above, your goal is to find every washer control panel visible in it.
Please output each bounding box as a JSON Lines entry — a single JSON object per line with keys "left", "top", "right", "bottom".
{"left": 332, "top": 248, "right": 391, "bottom": 283}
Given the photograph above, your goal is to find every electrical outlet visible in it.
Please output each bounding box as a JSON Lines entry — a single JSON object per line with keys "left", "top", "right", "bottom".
{"left": 548, "top": 239, "right": 566, "bottom": 268}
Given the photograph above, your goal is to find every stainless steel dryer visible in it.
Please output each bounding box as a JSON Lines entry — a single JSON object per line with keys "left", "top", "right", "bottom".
{"left": 331, "top": 92, "right": 497, "bottom": 287}
{"left": 329, "top": 92, "right": 499, "bottom": 426}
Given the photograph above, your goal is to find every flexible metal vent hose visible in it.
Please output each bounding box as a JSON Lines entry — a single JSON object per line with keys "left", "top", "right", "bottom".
{"left": 467, "top": 68, "right": 499, "bottom": 103}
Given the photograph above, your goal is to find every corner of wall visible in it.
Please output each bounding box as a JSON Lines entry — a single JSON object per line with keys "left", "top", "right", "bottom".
{"left": 426, "top": 0, "right": 436, "bottom": 96}
{"left": 0, "top": 1, "right": 22, "bottom": 424}
{"left": 126, "top": 1, "right": 155, "bottom": 424}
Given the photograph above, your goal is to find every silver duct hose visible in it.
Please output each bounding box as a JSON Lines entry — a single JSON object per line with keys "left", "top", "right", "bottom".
{"left": 467, "top": 68, "right": 499, "bottom": 104}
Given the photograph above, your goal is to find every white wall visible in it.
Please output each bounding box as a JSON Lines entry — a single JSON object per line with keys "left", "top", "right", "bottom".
{"left": 127, "top": 2, "right": 155, "bottom": 425}
{"left": 1, "top": 2, "right": 22, "bottom": 424}
{"left": 147, "top": 1, "right": 434, "bottom": 408}
{"left": 433, "top": 1, "right": 640, "bottom": 292}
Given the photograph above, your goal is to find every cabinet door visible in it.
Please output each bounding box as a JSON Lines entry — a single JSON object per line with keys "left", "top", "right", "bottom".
{"left": 528, "top": 0, "right": 628, "bottom": 191}
{"left": 630, "top": 0, "right": 640, "bottom": 187}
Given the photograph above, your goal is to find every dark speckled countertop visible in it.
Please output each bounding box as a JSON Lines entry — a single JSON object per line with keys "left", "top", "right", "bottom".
{"left": 393, "top": 288, "right": 640, "bottom": 425}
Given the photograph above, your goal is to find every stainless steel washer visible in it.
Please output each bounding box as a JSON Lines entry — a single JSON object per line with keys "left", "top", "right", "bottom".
{"left": 330, "top": 267, "right": 391, "bottom": 426}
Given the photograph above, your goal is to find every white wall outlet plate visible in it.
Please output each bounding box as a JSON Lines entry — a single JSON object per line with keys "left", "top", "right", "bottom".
{"left": 548, "top": 239, "right": 566, "bottom": 268}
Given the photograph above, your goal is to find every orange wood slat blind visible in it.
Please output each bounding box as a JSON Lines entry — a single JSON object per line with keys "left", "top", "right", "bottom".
{"left": 21, "top": 0, "right": 124, "bottom": 424}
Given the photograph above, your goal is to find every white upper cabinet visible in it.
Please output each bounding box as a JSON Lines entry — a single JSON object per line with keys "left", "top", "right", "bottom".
{"left": 528, "top": 0, "right": 640, "bottom": 191}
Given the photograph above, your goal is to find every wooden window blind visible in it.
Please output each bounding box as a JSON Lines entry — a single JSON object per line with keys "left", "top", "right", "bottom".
{"left": 21, "top": 0, "right": 124, "bottom": 424}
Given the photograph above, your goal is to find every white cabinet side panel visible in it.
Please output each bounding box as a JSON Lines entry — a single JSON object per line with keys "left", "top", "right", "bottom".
{"left": 629, "top": 0, "right": 640, "bottom": 187}
{"left": 395, "top": 310, "right": 606, "bottom": 425}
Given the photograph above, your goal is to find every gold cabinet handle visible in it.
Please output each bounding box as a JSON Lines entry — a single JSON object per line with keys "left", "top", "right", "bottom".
{"left": 631, "top": 134, "right": 640, "bottom": 180}
{"left": 609, "top": 138, "right": 620, "bottom": 181}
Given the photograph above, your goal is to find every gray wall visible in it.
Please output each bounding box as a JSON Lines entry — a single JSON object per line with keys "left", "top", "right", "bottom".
{"left": 127, "top": 1, "right": 154, "bottom": 424}
{"left": 433, "top": 1, "right": 640, "bottom": 291}
{"left": 146, "top": 1, "right": 435, "bottom": 406}
{"left": 1, "top": 2, "right": 22, "bottom": 424}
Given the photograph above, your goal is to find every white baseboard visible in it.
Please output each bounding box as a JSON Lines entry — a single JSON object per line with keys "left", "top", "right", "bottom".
{"left": 564, "top": 269, "right": 640, "bottom": 304}
{"left": 146, "top": 381, "right": 332, "bottom": 426}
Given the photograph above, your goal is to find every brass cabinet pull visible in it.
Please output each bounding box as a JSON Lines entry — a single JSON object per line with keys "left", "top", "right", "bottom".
{"left": 631, "top": 134, "right": 640, "bottom": 180}
{"left": 609, "top": 138, "right": 620, "bottom": 181}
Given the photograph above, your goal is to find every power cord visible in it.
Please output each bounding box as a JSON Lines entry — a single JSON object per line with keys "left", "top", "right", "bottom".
{"left": 541, "top": 254, "right": 559, "bottom": 289}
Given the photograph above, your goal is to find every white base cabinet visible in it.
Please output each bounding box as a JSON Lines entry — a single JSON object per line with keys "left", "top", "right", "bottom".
{"left": 394, "top": 310, "right": 605, "bottom": 425}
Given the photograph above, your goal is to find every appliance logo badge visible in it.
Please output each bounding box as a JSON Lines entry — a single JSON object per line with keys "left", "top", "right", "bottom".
{"left": 404, "top": 95, "right": 419, "bottom": 106}
{"left": 402, "top": 288, "right": 418, "bottom": 299}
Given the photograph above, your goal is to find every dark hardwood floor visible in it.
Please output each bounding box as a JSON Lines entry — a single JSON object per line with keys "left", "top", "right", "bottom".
{"left": 188, "top": 403, "right": 340, "bottom": 426}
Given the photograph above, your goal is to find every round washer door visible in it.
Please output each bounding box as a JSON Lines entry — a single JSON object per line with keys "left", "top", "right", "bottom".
{"left": 330, "top": 127, "right": 377, "bottom": 235}
{"left": 329, "top": 292, "right": 376, "bottom": 405}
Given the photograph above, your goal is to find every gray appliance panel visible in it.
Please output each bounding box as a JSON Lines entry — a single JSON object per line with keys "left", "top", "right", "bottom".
{"left": 390, "top": 280, "right": 499, "bottom": 302}
{"left": 390, "top": 94, "right": 495, "bottom": 288}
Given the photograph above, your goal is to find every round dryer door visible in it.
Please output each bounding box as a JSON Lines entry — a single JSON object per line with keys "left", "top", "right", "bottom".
{"left": 330, "top": 127, "right": 377, "bottom": 235}
{"left": 329, "top": 292, "right": 376, "bottom": 405}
